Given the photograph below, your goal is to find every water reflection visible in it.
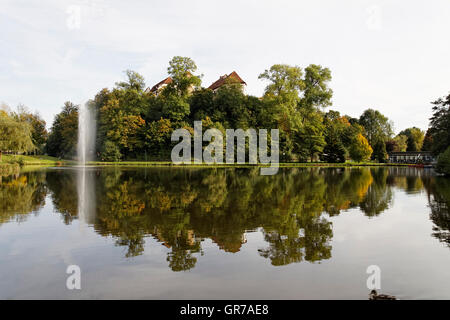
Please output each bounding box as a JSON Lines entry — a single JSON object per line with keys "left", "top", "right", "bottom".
{"left": 1, "top": 167, "right": 449, "bottom": 271}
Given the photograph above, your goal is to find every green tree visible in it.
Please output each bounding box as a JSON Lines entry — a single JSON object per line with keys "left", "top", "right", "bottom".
{"left": 428, "top": 93, "right": 450, "bottom": 155}
{"left": 167, "top": 56, "right": 202, "bottom": 97}
{"left": 188, "top": 88, "right": 215, "bottom": 122}
{"left": 46, "top": 102, "right": 79, "bottom": 158}
{"left": 359, "top": 109, "right": 393, "bottom": 148}
{"left": 259, "top": 64, "right": 305, "bottom": 160}
{"left": 372, "top": 139, "right": 387, "bottom": 163}
{"left": 421, "top": 128, "right": 433, "bottom": 152}
{"left": 0, "top": 110, "right": 34, "bottom": 160}
{"left": 298, "top": 64, "right": 333, "bottom": 110}
{"left": 295, "top": 110, "right": 326, "bottom": 162}
{"left": 14, "top": 105, "right": 48, "bottom": 154}
{"left": 392, "top": 135, "right": 408, "bottom": 152}
{"left": 258, "top": 64, "right": 304, "bottom": 103}
{"left": 213, "top": 82, "right": 249, "bottom": 128}
{"left": 115, "top": 70, "right": 146, "bottom": 92}
{"left": 321, "top": 111, "right": 351, "bottom": 163}
{"left": 398, "top": 127, "right": 425, "bottom": 151}
{"left": 436, "top": 146, "right": 450, "bottom": 176}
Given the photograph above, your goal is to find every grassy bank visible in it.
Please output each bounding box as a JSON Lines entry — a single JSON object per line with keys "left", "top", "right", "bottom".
{"left": 0, "top": 154, "right": 70, "bottom": 166}
{"left": 0, "top": 155, "right": 414, "bottom": 170}
{"left": 86, "top": 161, "right": 411, "bottom": 168}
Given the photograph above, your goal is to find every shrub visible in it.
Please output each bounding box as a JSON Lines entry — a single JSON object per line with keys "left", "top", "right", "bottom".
{"left": 101, "top": 140, "right": 122, "bottom": 162}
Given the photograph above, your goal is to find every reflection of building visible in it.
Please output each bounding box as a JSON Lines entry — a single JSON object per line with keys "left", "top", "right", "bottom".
{"left": 208, "top": 71, "right": 246, "bottom": 92}
{"left": 388, "top": 151, "right": 436, "bottom": 164}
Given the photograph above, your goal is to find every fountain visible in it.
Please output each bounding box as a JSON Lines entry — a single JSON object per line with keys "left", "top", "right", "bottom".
{"left": 77, "top": 102, "right": 96, "bottom": 226}
{"left": 77, "top": 102, "right": 96, "bottom": 165}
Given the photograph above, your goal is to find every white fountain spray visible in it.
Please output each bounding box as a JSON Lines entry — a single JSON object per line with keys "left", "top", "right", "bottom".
{"left": 77, "top": 102, "right": 96, "bottom": 227}
{"left": 77, "top": 102, "right": 96, "bottom": 164}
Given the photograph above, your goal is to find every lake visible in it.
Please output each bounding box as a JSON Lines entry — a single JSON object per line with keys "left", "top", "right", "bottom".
{"left": 0, "top": 166, "right": 449, "bottom": 299}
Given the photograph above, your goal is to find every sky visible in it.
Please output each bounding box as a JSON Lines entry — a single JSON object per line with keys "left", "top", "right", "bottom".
{"left": 1, "top": 0, "right": 449, "bottom": 133}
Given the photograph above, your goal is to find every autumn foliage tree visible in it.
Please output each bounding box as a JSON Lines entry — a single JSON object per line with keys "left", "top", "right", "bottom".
{"left": 349, "top": 133, "right": 373, "bottom": 162}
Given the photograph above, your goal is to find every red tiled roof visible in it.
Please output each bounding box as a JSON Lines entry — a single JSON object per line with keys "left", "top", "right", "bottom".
{"left": 147, "top": 77, "right": 173, "bottom": 93}
{"left": 208, "top": 71, "right": 246, "bottom": 91}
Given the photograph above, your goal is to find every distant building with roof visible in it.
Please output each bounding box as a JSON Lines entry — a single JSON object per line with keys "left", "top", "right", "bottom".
{"left": 146, "top": 71, "right": 246, "bottom": 95}
{"left": 208, "top": 71, "right": 246, "bottom": 92}
{"left": 387, "top": 151, "right": 436, "bottom": 164}
{"left": 145, "top": 77, "right": 173, "bottom": 95}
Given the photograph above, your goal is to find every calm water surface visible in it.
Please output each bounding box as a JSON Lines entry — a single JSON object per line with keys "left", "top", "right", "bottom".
{"left": 1, "top": 166, "right": 449, "bottom": 299}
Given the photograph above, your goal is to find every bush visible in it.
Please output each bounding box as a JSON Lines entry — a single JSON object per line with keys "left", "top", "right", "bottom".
{"left": 436, "top": 146, "right": 450, "bottom": 175}
{"left": 6, "top": 156, "right": 25, "bottom": 167}
{"left": 101, "top": 140, "right": 122, "bottom": 162}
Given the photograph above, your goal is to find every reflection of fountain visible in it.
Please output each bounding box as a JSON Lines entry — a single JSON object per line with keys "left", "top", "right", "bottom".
{"left": 77, "top": 167, "right": 96, "bottom": 225}
{"left": 77, "top": 102, "right": 96, "bottom": 226}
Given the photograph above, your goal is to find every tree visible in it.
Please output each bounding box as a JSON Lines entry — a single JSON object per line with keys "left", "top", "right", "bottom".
{"left": 321, "top": 138, "right": 346, "bottom": 163}
{"left": 436, "top": 146, "right": 450, "bottom": 176}
{"left": 321, "top": 111, "right": 352, "bottom": 163}
{"left": 349, "top": 133, "right": 373, "bottom": 162}
{"left": 99, "top": 97, "right": 145, "bottom": 159}
{"left": 115, "top": 70, "right": 146, "bottom": 92}
{"left": 46, "top": 102, "right": 79, "bottom": 158}
{"left": 258, "top": 64, "right": 304, "bottom": 103}
{"left": 258, "top": 64, "right": 333, "bottom": 162}
{"left": 298, "top": 64, "right": 333, "bottom": 110}
{"left": 0, "top": 110, "right": 34, "bottom": 160}
{"left": 398, "top": 127, "right": 425, "bottom": 151}
{"left": 422, "top": 129, "right": 433, "bottom": 151}
{"left": 259, "top": 64, "right": 305, "bottom": 161}
{"left": 100, "top": 140, "right": 122, "bottom": 162}
{"left": 167, "top": 56, "right": 201, "bottom": 96}
{"left": 145, "top": 118, "right": 173, "bottom": 158}
{"left": 14, "top": 105, "right": 48, "bottom": 153}
{"left": 213, "top": 82, "right": 249, "bottom": 128}
{"left": 386, "top": 135, "right": 408, "bottom": 152}
{"left": 428, "top": 93, "right": 450, "bottom": 155}
{"left": 372, "top": 139, "right": 387, "bottom": 163}
{"left": 295, "top": 125, "right": 326, "bottom": 162}
{"left": 295, "top": 110, "right": 326, "bottom": 162}
{"left": 359, "top": 109, "right": 393, "bottom": 148}
{"left": 188, "top": 88, "right": 215, "bottom": 122}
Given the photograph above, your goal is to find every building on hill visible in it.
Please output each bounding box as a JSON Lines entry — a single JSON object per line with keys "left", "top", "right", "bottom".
{"left": 145, "top": 77, "right": 173, "bottom": 95}
{"left": 208, "top": 71, "right": 246, "bottom": 92}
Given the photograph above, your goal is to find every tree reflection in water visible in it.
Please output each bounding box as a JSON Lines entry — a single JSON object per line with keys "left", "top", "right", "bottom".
{"left": 1, "top": 167, "right": 449, "bottom": 271}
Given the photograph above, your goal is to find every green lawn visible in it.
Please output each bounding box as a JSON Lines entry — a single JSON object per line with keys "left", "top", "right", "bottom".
{"left": 0, "top": 155, "right": 411, "bottom": 168}
{"left": 0, "top": 154, "right": 69, "bottom": 165}
{"left": 86, "top": 160, "right": 408, "bottom": 168}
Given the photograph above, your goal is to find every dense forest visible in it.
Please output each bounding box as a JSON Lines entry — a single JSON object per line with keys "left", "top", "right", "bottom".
{"left": 1, "top": 56, "right": 450, "bottom": 171}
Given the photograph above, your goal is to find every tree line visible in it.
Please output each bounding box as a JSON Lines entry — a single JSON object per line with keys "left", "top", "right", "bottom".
{"left": 2, "top": 56, "right": 449, "bottom": 167}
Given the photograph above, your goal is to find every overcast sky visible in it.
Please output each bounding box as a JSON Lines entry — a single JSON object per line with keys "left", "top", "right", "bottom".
{"left": 1, "top": 0, "right": 449, "bottom": 132}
